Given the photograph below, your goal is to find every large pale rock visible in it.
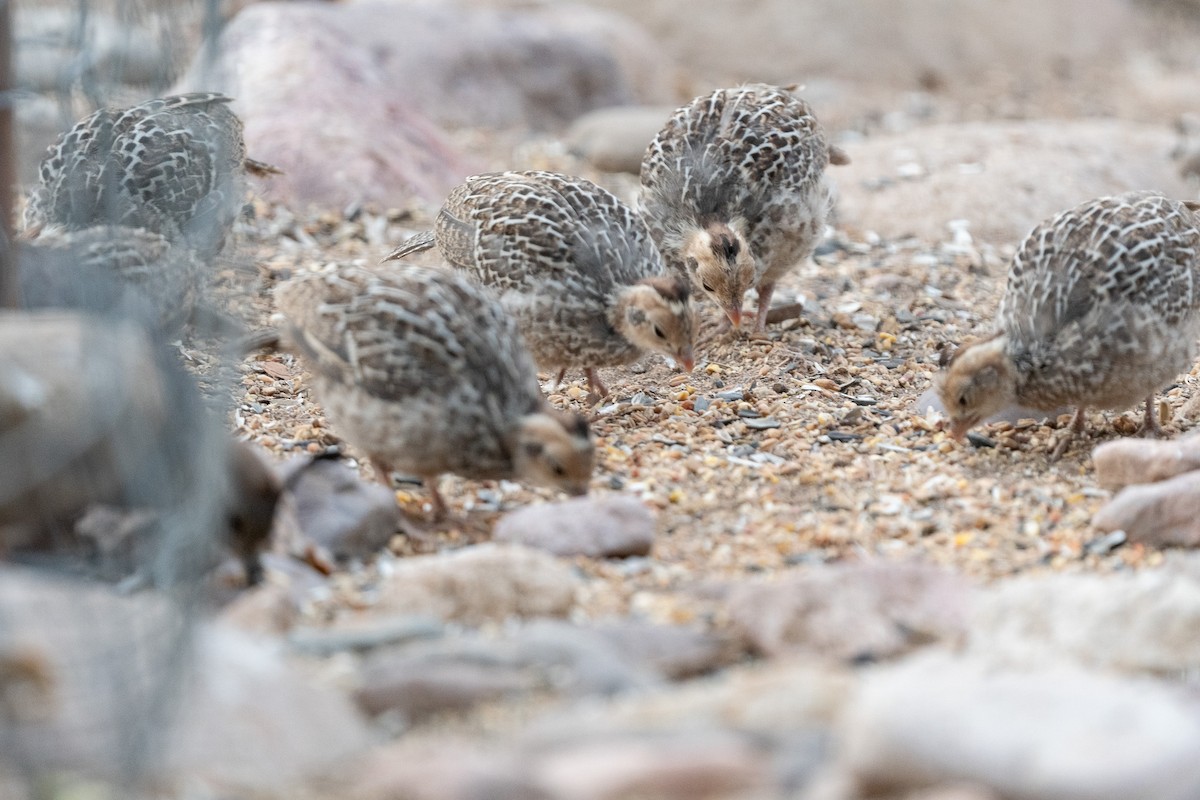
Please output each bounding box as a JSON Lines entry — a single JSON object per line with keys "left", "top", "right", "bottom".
{"left": 835, "top": 121, "right": 1191, "bottom": 244}
{"left": 968, "top": 570, "right": 1200, "bottom": 673}
{"left": 836, "top": 653, "right": 1200, "bottom": 800}
{"left": 493, "top": 495, "right": 656, "bottom": 558}
{"left": 1092, "top": 470, "right": 1200, "bottom": 547}
{"left": 1092, "top": 435, "right": 1200, "bottom": 492}
{"left": 167, "top": 625, "right": 373, "bottom": 791}
{"left": 174, "top": 2, "right": 474, "bottom": 211}
{"left": 372, "top": 543, "right": 580, "bottom": 624}
{"left": 726, "top": 562, "right": 969, "bottom": 661}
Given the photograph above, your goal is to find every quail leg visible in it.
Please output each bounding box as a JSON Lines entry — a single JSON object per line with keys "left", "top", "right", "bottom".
{"left": 1051, "top": 407, "right": 1088, "bottom": 459}
{"left": 1140, "top": 394, "right": 1163, "bottom": 438}
{"left": 554, "top": 368, "right": 568, "bottom": 389}
{"left": 369, "top": 458, "right": 394, "bottom": 489}
{"left": 584, "top": 368, "right": 609, "bottom": 401}
{"left": 753, "top": 281, "right": 777, "bottom": 333}
{"left": 423, "top": 476, "right": 448, "bottom": 521}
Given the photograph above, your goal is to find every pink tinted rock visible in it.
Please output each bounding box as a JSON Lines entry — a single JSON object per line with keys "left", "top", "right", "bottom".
{"left": 727, "top": 562, "right": 969, "bottom": 660}
{"left": 493, "top": 495, "right": 656, "bottom": 558}
{"left": 1092, "top": 470, "right": 1200, "bottom": 547}
{"left": 346, "top": 740, "right": 540, "bottom": 800}
{"left": 1092, "top": 436, "right": 1200, "bottom": 492}
{"left": 174, "top": 3, "right": 474, "bottom": 210}
{"left": 531, "top": 730, "right": 772, "bottom": 800}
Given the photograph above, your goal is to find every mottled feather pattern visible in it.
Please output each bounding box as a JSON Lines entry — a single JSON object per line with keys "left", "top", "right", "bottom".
{"left": 999, "top": 191, "right": 1200, "bottom": 409}
{"left": 640, "top": 84, "right": 836, "bottom": 284}
{"left": 25, "top": 93, "right": 248, "bottom": 258}
{"left": 19, "top": 226, "right": 203, "bottom": 335}
{"left": 430, "top": 171, "right": 669, "bottom": 368}
{"left": 275, "top": 264, "right": 545, "bottom": 479}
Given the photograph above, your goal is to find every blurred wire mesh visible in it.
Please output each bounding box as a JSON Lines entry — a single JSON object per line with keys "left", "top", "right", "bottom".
{"left": 1, "top": 1, "right": 265, "bottom": 796}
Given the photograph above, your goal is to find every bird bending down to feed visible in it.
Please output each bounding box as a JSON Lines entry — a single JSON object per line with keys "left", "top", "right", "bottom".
{"left": 936, "top": 191, "right": 1200, "bottom": 457}
{"left": 24, "top": 92, "right": 279, "bottom": 259}
{"left": 385, "top": 170, "right": 695, "bottom": 400}
{"left": 275, "top": 263, "right": 595, "bottom": 518}
{"left": 639, "top": 83, "right": 849, "bottom": 332}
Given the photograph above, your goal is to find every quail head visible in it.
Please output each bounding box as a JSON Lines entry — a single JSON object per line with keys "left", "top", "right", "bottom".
{"left": 639, "top": 83, "right": 849, "bottom": 332}
{"left": 385, "top": 170, "right": 695, "bottom": 399}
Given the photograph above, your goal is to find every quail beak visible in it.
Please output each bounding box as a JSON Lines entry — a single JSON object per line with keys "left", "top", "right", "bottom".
{"left": 677, "top": 348, "right": 695, "bottom": 373}
{"left": 949, "top": 417, "right": 979, "bottom": 441}
{"left": 567, "top": 482, "right": 589, "bottom": 497}
{"left": 724, "top": 306, "right": 743, "bottom": 327}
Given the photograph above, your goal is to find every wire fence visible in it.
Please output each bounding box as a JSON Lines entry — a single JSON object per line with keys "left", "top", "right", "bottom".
{"left": 0, "top": 2, "right": 259, "bottom": 796}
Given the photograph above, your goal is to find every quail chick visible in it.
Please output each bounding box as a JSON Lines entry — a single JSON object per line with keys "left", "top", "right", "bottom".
{"left": 385, "top": 170, "right": 695, "bottom": 399}
{"left": 639, "top": 84, "right": 849, "bottom": 332}
{"left": 17, "top": 225, "right": 203, "bottom": 337}
{"left": 274, "top": 263, "right": 595, "bottom": 518}
{"left": 937, "top": 192, "right": 1200, "bottom": 455}
{"left": 23, "top": 93, "right": 276, "bottom": 259}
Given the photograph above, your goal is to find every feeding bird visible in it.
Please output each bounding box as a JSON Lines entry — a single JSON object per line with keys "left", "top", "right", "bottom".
{"left": 385, "top": 170, "right": 695, "bottom": 399}
{"left": 24, "top": 92, "right": 277, "bottom": 259}
{"left": 937, "top": 191, "right": 1200, "bottom": 456}
{"left": 274, "top": 262, "right": 595, "bottom": 518}
{"left": 639, "top": 83, "right": 849, "bottom": 332}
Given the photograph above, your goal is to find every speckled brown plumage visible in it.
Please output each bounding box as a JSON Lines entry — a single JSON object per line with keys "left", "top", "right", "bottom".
{"left": 386, "top": 171, "right": 695, "bottom": 398}
{"left": 938, "top": 191, "right": 1200, "bottom": 450}
{"left": 274, "top": 263, "right": 594, "bottom": 515}
{"left": 639, "top": 84, "right": 848, "bottom": 331}
{"left": 23, "top": 93, "right": 264, "bottom": 259}
{"left": 17, "top": 225, "right": 203, "bottom": 336}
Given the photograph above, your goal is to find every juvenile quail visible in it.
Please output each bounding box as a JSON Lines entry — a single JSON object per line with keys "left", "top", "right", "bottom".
{"left": 937, "top": 191, "right": 1200, "bottom": 455}
{"left": 24, "top": 92, "right": 276, "bottom": 259}
{"left": 385, "top": 170, "right": 695, "bottom": 399}
{"left": 17, "top": 225, "right": 203, "bottom": 337}
{"left": 274, "top": 263, "right": 595, "bottom": 517}
{"left": 639, "top": 83, "right": 849, "bottom": 332}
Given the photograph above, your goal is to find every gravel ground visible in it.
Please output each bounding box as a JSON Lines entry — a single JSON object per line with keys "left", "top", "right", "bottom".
{"left": 213, "top": 140, "right": 1196, "bottom": 633}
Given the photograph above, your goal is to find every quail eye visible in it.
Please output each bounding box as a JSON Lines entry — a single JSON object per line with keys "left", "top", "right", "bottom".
{"left": 958, "top": 395, "right": 968, "bottom": 407}
{"left": 653, "top": 324, "right": 666, "bottom": 339}
{"left": 551, "top": 463, "right": 566, "bottom": 477}
{"left": 701, "top": 283, "right": 714, "bottom": 293}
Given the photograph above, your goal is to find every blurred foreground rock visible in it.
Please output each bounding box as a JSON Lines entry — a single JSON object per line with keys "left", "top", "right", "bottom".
{"left": 493, "top": 495, "right": 656, "bottom": 558}
{"left": 371, "top": 543, "right": 580, "bottom": 624}
{"left": 831, "top": 653, "right": 1200, "bottom": 800}
{"left": 726, "top": 562, "right": 969, "bottom": 661}
{"left": 968, "top": 569, "right": 1200, "bottom": 673}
